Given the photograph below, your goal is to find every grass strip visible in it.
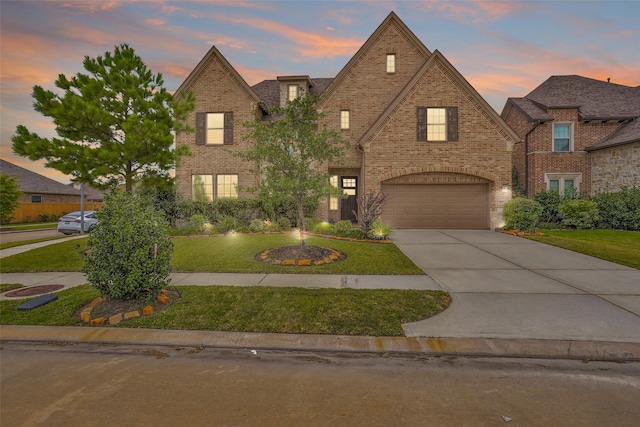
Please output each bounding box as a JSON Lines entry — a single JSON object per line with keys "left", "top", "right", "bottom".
{"left": 0, "top": 236, "right": 68, "bottom": 250}
{"left": 525, "top": 229, "right": 640, "bottom": 269}
{"left": 0, "top": 285, "right": 451, "bottom": 336}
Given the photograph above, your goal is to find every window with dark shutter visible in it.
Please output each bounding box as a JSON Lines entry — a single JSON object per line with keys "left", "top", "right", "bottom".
{"left": 195, "top": 112, "right": 206, "bottom": 145}
{"left": 416, "top": 107, "right": 427, "bottom": 141}
{"left": 447, "top": 107, "right": 458, "bottom": 141}
{"left": 223, "top": 112, "right": 234, "bottom": 145}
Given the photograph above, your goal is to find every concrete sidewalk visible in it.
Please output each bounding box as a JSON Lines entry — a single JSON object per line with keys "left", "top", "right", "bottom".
{"left": 2, "top": 230, "right": 639, "bottom": 361}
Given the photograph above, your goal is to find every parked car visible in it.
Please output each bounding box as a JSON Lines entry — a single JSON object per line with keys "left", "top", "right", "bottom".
{"left": 57, "top": 211, "right": 98, "bottom": 235}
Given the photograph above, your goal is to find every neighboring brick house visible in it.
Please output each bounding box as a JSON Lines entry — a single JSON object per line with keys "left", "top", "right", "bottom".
{"left": 175, "top": 12, "right": 519, "bottom": 229}
{"left": 501, "top": 75, "right": 640, "bottom": 197}
{"left": 1, "top": 159, "right": 103, "bottom": 222}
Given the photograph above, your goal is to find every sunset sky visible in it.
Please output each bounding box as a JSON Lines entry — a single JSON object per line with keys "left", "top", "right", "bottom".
{"left": 1, "top": 0, "right": 638, "bottom": 184}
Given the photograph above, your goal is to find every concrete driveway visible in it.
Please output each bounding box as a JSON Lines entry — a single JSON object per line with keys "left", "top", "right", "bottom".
{"left": 393, "top": 230, "right": 640, "bottom": 343}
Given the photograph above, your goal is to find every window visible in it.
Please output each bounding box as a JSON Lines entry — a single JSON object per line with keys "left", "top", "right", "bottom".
{"left": 427, "top": 108, "right": 447, "bottom": 141}
{"left": 545, "top": 173, "right": 581, "bottom": 196}
{"left": 340, "top": 110, "right": 350, "bottom": 130}
{"left": 417, "top": 106, "right": 459, "bottom": 142}
{"left": 553, "top": 123, "right": 572, "bottom": 152}
{"left": 386, "top": 54, "right": 396, "bottom": 73}
{"left": 288, "top": 84, "right": 298, "bottom": 101}
{"left": 329, "top": 175, "right": 339, "bottom": 210}
{"left": 192, "top": 174, "right": 213, "bottom": 201}
{"left": 217, "top": 174, "right": 238, "bottom": 199}
{"left": 31, "top": 195, "right": 42, "bottom": 203}
{"left": 195, "top": 112, "right": 234, "bottom": 145}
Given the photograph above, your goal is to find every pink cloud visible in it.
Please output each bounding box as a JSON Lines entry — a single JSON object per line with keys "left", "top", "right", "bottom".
{"left": 222, "top": 15, "right": 363, "bottom": 59}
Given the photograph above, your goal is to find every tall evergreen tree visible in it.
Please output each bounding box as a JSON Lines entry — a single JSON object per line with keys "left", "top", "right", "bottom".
{"left": 12, "top": 44, "right": 194, "bottom": 192}
{"left": 0, "top": 173, "right": 23, "bottom": 224}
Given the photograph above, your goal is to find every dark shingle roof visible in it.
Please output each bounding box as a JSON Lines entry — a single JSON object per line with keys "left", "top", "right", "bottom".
{"left": 526, "top": 75, "right": 640, "bottom": 120}
{"left": 587, "top": 117, "right": 640, "bottom": 151}
{"left": 0, "top": 159, "right": 80, "bottom": 195}
{"left": 251, "top": 78, "right": 334, "bottom": 110}
{"left": 506, "top": 97, "right": 553, "bottom": 122}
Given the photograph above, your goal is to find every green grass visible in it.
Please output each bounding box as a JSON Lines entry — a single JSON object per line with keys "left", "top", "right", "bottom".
{"left": 525, "top": 229, "right": 640, "bottom": 269}
{"left": 0, "top": 284, "right": 24, "bottom": 293}
{"left": 0, "top": 234, "right": 423, "bottom": 274}
{"left": 0, "top": 285, "right": 450, "bottom": 336}
{"left": 0, "top": 222, "right": 57, "bottom": 231}
{"left": 0, "top": 236, "right": 68, "bottom": 250}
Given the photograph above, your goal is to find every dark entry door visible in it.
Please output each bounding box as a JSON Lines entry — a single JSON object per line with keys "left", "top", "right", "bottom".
{"left": 340, "top": 176, "right": 357, "bottom": 222}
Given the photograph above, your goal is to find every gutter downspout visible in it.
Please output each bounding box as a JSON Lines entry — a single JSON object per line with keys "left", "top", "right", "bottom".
{"left": 524, "top": 121, "right": 541, "bottom": 197}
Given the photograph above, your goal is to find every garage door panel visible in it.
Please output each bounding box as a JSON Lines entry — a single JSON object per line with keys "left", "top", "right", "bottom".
{"left": 381, "top": 183, "right": 489, "bottom": 229}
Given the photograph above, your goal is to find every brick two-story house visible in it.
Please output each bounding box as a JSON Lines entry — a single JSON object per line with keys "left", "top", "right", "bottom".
{"left": 175, "top": 12, "right": 519, "bottom": 229}
{"left": 502, "top": 75, "right": 640, "bottom": 197}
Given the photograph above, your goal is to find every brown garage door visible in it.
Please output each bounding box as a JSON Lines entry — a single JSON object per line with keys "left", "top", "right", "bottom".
{"left": 381, "top": 183, "right": 489, "bottom": 229}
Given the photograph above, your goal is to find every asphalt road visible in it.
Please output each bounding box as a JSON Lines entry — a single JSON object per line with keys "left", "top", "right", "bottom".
{"left": 0, "top": 229, "right": 64, "bottom": 244}
{"left": 2, "top": 342, "right": 639, "bottom": 426}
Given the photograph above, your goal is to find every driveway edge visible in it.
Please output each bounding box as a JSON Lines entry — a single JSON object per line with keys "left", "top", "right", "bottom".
{"left": 1, "top": 325, "right": 638, "bottom": 362}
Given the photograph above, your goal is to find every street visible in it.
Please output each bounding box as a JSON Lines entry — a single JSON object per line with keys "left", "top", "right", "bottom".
{"left": 1, "top": 341, "right": 639, "bottom": 426}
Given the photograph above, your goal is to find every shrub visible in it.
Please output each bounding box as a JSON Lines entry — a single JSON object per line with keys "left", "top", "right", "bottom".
{"left": 0, "top": 173, "right": 22, "bottom": 224}
{"left": 355, "top": 190, "right": 390, "bottom": 237}
{"left": 189, "top": 214, "right": 206, "bottom": 232}
{"left": 592, "top": 187, "right": 640, "bottom": 231}
{"left": 303, "top": 217, "right": 315, "bottom": 231}
{"left": 312, "top": 221, "right": 335, "bottom": 235}
{"left": 534, "top": 190, "right": 562, "bottom": 224}
{"left": 217, "top": 215, "right": 237, "bottom": 233}
{"left": 83, "top": 192, "right": 172, "bottom": 301}
{"left": 503, "top": 197, "right": 542, "bottom": 230}
{"left": 277, "top": 216, "right": 292, "bottom": 230}
{"left": 334, "top": 220, "right": 354, "bottom": 237}
{"left": 249, "top": 218, "right": 266, "bottom": 233}
{"left": 366, "top": 218, "right": 393, "bottom": 240}
{"left": 559, "top": 199, "right": 600, "bottom": 229}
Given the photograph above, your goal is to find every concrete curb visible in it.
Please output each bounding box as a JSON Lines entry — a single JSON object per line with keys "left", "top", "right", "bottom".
{"left": 1, "top": 325, "right": 638, "bottom": 362}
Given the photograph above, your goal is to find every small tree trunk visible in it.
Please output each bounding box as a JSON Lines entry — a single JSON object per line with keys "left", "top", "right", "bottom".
{"left": 297, "top": 198, "right": 306, "bottom": 247}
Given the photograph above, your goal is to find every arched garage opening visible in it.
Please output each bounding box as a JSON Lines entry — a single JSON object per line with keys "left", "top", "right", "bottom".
{"left": 380, "top": 172, "right": 491, "bottom": 229}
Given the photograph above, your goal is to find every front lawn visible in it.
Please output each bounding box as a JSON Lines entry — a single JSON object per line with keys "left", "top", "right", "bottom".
{"left": 525, "top": 229, "right": 640, "bottom": 269}
{"left": 0, "top": 285, "right": 451, "bottom": 336}
{"left": 0, "top": 233, "right": 424, "bottom": 275}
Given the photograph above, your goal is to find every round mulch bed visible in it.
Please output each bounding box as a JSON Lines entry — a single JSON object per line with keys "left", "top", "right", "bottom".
{"left": 5, "top": 284, "right": 65, "bottom": 297}
{"left": 256, "top": 245, "right": 345, "bottom": 266}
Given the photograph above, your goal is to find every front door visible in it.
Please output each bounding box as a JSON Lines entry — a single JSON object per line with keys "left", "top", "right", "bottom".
{"left": 340, "top": 176, "right": 357, "bottom": 222}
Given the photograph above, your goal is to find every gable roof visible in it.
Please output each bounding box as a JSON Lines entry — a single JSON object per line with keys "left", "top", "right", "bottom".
{"left": 1, "top": 159, "right": 80, "bottom": 196}
{"left": 320, "top": 11, "right": 431, "bottom": 103}
{"left": 174, "top": 45, "right": 262, "bottom": 107}
{"left": 359, "top": 50, "right": 520, "bottom": 150}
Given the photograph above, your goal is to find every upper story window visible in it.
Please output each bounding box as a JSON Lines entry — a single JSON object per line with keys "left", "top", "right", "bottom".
{"left": 31, "top": 195, "right": 42, "bottom": 203}
{"left": 416, "top": 106, "right": 459, "bottom": 142}
{"left": 340, "top": 110, "right": 350, "bottom": 130}
{"left": 386, "top": 54, "right": 396, "bottom": 73}
{"left": 195, "top": 112, "right": 234, "bottom": 146}
{"left": 288, "top": 84, "right": 299, "bottom": 101}
{"left": 553, "top": 123, "right": 572, "bottom": 152}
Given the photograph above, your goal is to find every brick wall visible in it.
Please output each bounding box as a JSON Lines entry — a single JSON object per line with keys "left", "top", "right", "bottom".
{"left": 175, "top": 55, "right": 260, "bottom": 200}
{"left": 362, "top": 57, "right": 513, "bottom": 229}
{"left": 591, "top": 142, "right": 640, "bottom": 193}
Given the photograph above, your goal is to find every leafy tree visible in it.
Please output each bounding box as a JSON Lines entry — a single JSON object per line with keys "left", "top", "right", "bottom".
{"left": 0, "top": 173, "right": 23, "bottom": 224}
{"left": 239, "top": 91, "right": 349, "bottom": 246}
{"left": 12, "top": 44, "right": 195, "bottom": 192}
{"left": 83, "top": 191, "right": 172, "bottom": 301}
